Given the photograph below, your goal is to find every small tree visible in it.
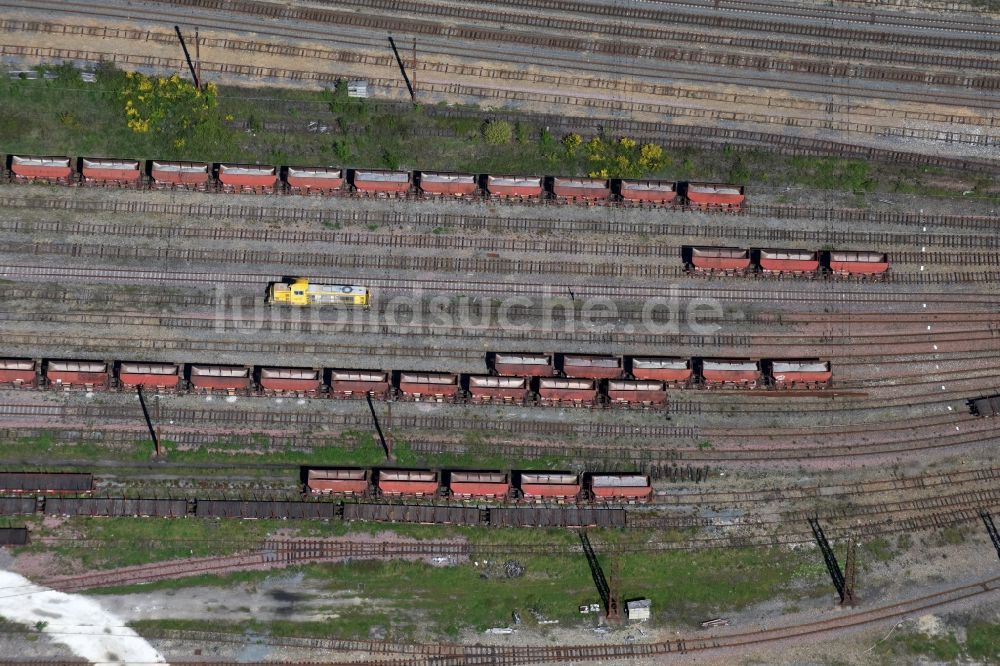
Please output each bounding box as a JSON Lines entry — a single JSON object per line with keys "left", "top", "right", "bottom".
{"left": 482, "top": 119, "right": 513, "bottom": 145}
{"left": 562, "top": 133, "right": 582, "bottom": 155}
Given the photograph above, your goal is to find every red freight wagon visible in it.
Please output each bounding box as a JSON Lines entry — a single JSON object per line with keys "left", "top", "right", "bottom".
{"left": 467, "top": 375, "right": 528, "bottom": 403}
{"left": 378, "top": 469, "right": 440, "bottom": 496}
{"left": 149, "top": 160, "right": 210, "bottom": 189}
{"left": 607, "top": 380, "right": 667, "bottom": 406}
{"left": 770, "top": 360, "right": 832, "bottom": 388}
{"left": 118, "top": 362, "right": 180, "bottom": 390}
{"left": 828, "top": 251, "right": 890, "bottom": 275}
{"left": 561, "top": 355, "right": 621, "bottom": 379}
{"left": 307, "top": 468, "right": 370, "bottom": 495}
{"left": 81, "top": 158, "right": 141, "bottom": 185}
{"left": 537, "top": 378, "right": 598, "bottom": 404}
{"left": 285, "top": 166, "right": 344, "bottom": 193}
{"left": 701, "top": 359, "right": 761, "bottom": 387}
{"left": 689, "top": 247, "right": 751, "bottom": 272}
{"left": 217, "top": 164, "right": 278, "bottom": 192}
{"left": 519, "top": 472, "right": 581, "bottom": 500}
{"left": 398, "top": 372, "right": 459, "bottom": 400}
{"left": 353, "top": 169, "right": 411, "bottom": 195}
{"left": 685, "top": 183, "right": 745, "bottom": 207}
{"left": 329, "top": 370, "right": 390, "bottom": 398}
{"left": 552, "top": 177, "right": 611, "bottom": 201}
{"left": 45, "top": 360, "right": 108, "bottom": 389}
{"left": 590, "top": 474, "right": 652, "bottom": 500}
{"left": 418, "top": 172, "right": 478, "bottom": 196}
{"left": 449, "top": 471, "right": 510, "bottom": 499}
{"left": 258, "top": 367, "right": 322, "bottom": 394}
{"left": 189, "top": 364, "right": 251, "bottom": 393}
{"left": 630, "top": 357, "right": 692, "bottom": 384}
{"left": 10, "top": 155, "right": 73, "bottom": 183}
{"left": 492, "top": 353, "right": 553, "bottom": 377}
{"left": 758, "top": 249, "right": 819, "bottom": 274}
{"left": 486, "top": 175, "right": 543, "bottom": 198}
{"left": 0, "top": 359, "right": 35, "bottom": 387}
{"left": 619, "top": 179, "right": 677, "bottom": 204}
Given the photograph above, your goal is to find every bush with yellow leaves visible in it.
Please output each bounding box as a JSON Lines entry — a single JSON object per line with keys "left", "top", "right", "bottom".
{"left": 565, "top": 136, "right": 669, "bottom": 178}
{"left": 118, "top": 72, "right": 218, "bottom": 140}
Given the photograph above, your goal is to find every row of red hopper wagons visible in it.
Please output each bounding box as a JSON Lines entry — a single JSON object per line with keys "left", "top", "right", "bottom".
{"left": 306, "top": 468, "right": 652, "bottom": 502}
{"left": 686, "top": 246, "right": 891, "bottom": 276}
{"left": 3, "top": 155, "right": 745, "bottom": 207}
{"left": 0, "top": 355, "right": 832, "bottom": 405}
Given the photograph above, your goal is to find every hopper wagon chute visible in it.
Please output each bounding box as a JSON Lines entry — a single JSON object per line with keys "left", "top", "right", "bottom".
{"left": 117, "top": 362, "right": 181, "bottom": 390}
{"left": 448, "top": 471, "right": 511, "bottom": 499}
{"left": 417, "top": 171, "right": 478, "bottom": 196}
{"left": 486, "top": 174, "right": 543, "bottom": 199}
{"left": 629, "top": 357, "right": 692, "bottom": 385}
{"left": 149, "top": 160, "right": 210, "bottom": 189}
{"left": 285, "top": 166, "right": 344, "bottom": 194}
{"left": 0, "top": 358, "right": 36, "bottom": 387}
{"left": 377, "top": 469, "right": 440, "bottom": 497}
{"left": 618, "top": 179, "right": 677, "bottom": 204}
{"left": 80, "top": 158, "right": 141, "bottom": 186}
{"left": 307, "top": 468, "right": 370, "bottom": 495}
{"left": 519, "top": 472, "right": 581, "bottom": 500}
{"left": 329, "top": 370, "right": 389, "bottom": 399}
{"left": 9, "top": 155, "right": 73, "bottom": 183}
{"left": 352, "top": 169, "right": 411, "bottom": 195}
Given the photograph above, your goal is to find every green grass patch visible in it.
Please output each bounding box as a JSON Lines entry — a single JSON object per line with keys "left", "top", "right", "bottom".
{"left": 967, "top": 621, "right": 1000, "bottom": 661}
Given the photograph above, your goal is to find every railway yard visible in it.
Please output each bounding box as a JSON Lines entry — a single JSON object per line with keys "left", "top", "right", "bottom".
{"left": 0, "top": 0, "right": 999, "bottom": 665}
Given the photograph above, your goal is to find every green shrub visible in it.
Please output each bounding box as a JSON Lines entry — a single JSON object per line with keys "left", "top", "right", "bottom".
{"left": 482, "top": 119, "right": 513, "bottom": 145}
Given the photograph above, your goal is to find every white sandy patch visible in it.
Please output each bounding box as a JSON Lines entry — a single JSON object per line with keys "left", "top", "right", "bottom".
{"left": 0, "top": 570, "right": 168, "bottom": 665}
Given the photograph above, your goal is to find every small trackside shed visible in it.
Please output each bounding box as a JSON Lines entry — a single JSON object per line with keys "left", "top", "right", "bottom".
{"left": 117, "top": 362, "right": 180, "bottom": 390}
{"left": 352, "top": 169, "right": 411, "bottom": 194}
{"left": 486, "top": 175, "right": 543, "bottom": 198}
{"left": 590, "top": 474, "right": 652, "bottom": 500}
{"left": 258, "top": 367, "right": 322, "bottom": 395}
{"left": 378, "top": 469, "right": 440, "bottom": 496}
{"left": 417, "top": 172, "right": 478, "bottom": 196}
{"left": 81, "top": 158, "right": 141, "bottom": 184}
{"left": 520, "top": 472, "right": 581, "bottom": 500}
{"left": 629, "top": 357, "right": 692, "bottom": 384}
{"left": 149, "top": 160, "right": 210, "bottom": 189}
{"left": 537, "top": 378, "right": 598, "bottom": 405}
{"left": 828, "top": 251, "right": 890, "bottom": 275}
{"left": 188, "top": 364, "right": 251, "bottom": 393}
{"left": 552, "top": 177, "right": 611, "bottom": 201}
{"left": 607, "top": 380, "right": 667, "bottom": 406}
{"left": 770, "top": 360, "right": 832, "bottom": 387}
{"left": 10, "top": 155, "right": 73, "bottom": 182}
{"left": 217, "top": 164, "right": 278, "bottom": 192}
{"left": 0, "top": 359, "right": 36, "bottom": 387}
{"left": 701, "top": 359, "right": 761, "bottom": 387}
{"left": 685, "top": 182, "right": 745, "bottom": 207}
{"left": 398, "top": 372, "right": 459, "bottom": 400}
{"left": 449, "top": 471, "right": 511, "bottom": 499}
{"left": 688, "top": 246, "right": 751, "bottom": 272}
{"left": 285, "top": 166, "right": 344, "bottom": 193}
{"left": 467, "top": 375, "right": 528, "bottom": 403}
{"left": 307, "top": 468, "right": 370, "bottom": 495}
{"left": 618, "top": 179, "right": 677, "bottom": 204}
{"left": 329, "top": 370, "right": 390, "bottom": 398}
{"left": 758, "top": 249, "right": 819, "bottom": 273}
{"left": 492, "top": 353, "right": 553, "bottom": 377}
{"left": 561, "top": 354, "right": 622, "bottom": 379}
{"left": 45, "top": 360, "right": 108, "bottom": 389}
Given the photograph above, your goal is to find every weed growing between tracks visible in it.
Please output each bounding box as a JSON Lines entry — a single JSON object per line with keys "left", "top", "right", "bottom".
{"left": 1, "top": 66, "right": 995, "bottom": 198}
{"left": 114, "top": 544, "right": 827, "bottom": 640}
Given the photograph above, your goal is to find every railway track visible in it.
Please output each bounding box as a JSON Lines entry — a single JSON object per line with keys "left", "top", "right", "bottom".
{"left": 3, "top": 194, "right": 998, "bottom": 236}
{"left": 3, "top": 264, "right": 999, "bottom": 307}
{"left": 3, "top": 218, "right": 999, "bottom": 264}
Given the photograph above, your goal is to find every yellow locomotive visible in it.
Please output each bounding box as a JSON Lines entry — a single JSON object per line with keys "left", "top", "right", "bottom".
{"left": 266, "top": 278, "right": 370, "bottom": 307}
